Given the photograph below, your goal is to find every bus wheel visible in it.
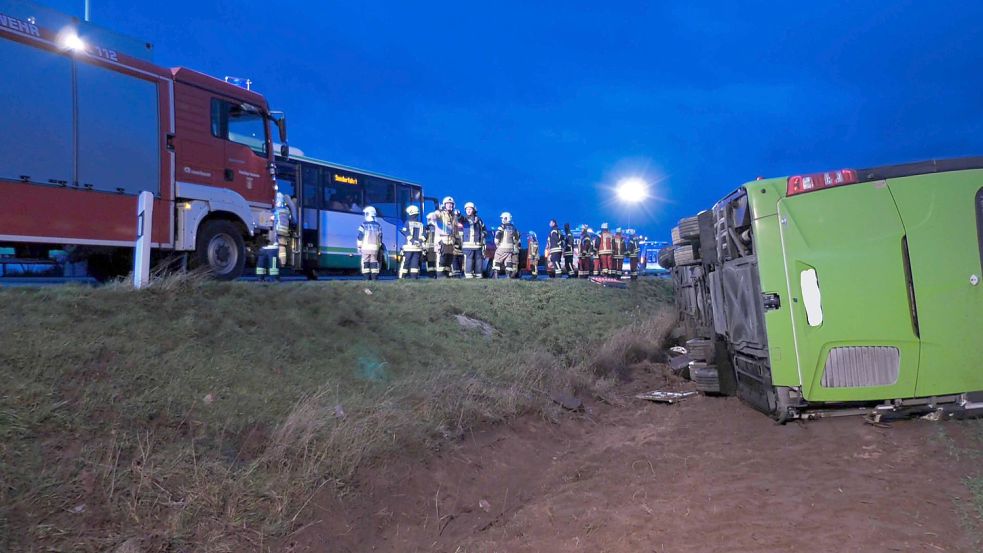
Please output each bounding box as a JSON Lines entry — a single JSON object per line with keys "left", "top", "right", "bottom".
{"left": 194, "top": 220, "right": 245, "bottom": 280}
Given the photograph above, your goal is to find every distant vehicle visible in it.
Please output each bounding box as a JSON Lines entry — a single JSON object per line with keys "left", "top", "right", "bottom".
{"left": 666, "top": 157, "right": 983, "bottom": 421}
{"left": 0, "top": 0, "right": 287, "bottom": 280}
{"left": 272, "top": 153, "right": 431, "bottom": 277}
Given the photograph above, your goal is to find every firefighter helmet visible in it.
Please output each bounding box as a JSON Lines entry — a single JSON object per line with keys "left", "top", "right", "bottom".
{"left": 601, "top": 222, "right": 609, "bottom": 230}
{"left": 464, "top": 201, "right": 476, "bottom": 211}
{"left": 616, "top": 227, "right": 623, "bottom": 234}
{"left": 500, "top": 212, "right": 512, "bottom": 223}
{"left": 442, "top": 196, "right": 455, "bottom": 208}
{"left": 406, "top": 205, "right": 420, "bottom": 216}
{"left": 528, "top": 231, "right": 537, "bottom": 238}
{"left": 626, "top": 228, "right": 636, "bottom": 235}
{"left": 363, "top": 206, "right": 377, "bottom": 220}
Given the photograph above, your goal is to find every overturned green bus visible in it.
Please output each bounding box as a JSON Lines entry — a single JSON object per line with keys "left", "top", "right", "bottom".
{"left": 666, "top": 157, "right": 983, "bottom": 421}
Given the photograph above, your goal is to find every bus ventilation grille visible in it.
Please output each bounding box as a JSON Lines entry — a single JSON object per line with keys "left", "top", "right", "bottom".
{"left": 821, "top": 346, "right": 900, "bottom": 388}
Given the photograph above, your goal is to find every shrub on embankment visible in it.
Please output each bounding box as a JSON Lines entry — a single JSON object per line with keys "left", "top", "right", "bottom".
{"left": 0, "top": 278, "right": 673, "bottom": 551}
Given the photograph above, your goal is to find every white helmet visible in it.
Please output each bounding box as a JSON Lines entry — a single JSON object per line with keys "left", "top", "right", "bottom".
{"left": 528, "top": 231, "right": 537, "bottom": 238}
{"left": 363, "top": 206, "right": 377, "bottom": 220}
{"left": 500, "top": 212, "right": 512, "bottom": 223}
{"left": 601, "top": 222, "right": 609, "bottom": 230}
{"left": 464, "top": 201, "right": 476, "bottom": 211}
{"left": 442, "top": 196, "right": 455, "bottom": 208}
{"left": 616, "top": 227, "right": 623, "bottom": 234}
{"left": 626, "top": 228, "right": 636, "bottom": 235}
{"left": 406, "top": 205, "right": 420, "bottom": 216}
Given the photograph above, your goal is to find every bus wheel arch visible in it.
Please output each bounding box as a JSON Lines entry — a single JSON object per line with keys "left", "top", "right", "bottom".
{"left": 193, "top": 213, "right": 248, "bottom": 280}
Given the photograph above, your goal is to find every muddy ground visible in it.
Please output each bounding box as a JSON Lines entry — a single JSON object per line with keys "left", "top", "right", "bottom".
{"left": 285, "top": 368, "right": 982, "bottom": 553}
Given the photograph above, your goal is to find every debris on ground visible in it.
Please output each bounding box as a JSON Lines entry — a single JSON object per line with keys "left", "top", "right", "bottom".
{"left": 635, "top": 390, "right": 698, "bottom": 404}
{"left": 589, "top": 276, "right": 628, "bottom": 289}
{"left": 455, "top": 314, "right": 496, "bottom": 337}
{"left": 549, "top": 389, "right": 584, "bottom": 411}
{"left": 364, "top": 288, "right": 373, "bottom": 295}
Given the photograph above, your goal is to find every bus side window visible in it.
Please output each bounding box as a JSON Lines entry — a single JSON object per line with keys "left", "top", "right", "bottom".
{"left": 301, "top": 165, "right": 319, "bottom": 208}
{"left": 365, "top": 177, "right": 395, "bottom": 218}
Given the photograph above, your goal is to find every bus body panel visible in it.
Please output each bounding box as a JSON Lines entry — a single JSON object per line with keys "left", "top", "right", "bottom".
{"left": 776, "top": 182, "right": 920, "bottom": 402}
{"left": 888, "top": 171, "right": 983, "bottom": 396}
{"left": 274, "top": 156, "right": 422, "bottom": 274}
{"left": 315, "top": 211, "right": 401, "bottom": 270}
{"left": 751, "top": 211, "right": 800, "bottom": 388}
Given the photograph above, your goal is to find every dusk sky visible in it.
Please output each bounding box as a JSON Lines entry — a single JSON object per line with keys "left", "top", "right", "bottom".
{"left": 47, "top": 0, "right": 983, "bottom": 239}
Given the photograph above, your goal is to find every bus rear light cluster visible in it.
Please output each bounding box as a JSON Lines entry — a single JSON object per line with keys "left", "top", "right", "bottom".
{"left": 787, "top": 169, "right": 858, "bottom": 196}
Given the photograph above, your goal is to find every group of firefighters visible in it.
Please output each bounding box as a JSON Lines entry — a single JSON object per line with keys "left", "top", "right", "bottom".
{"left": 356, "top": 196, "right": 643, "bottom": 281}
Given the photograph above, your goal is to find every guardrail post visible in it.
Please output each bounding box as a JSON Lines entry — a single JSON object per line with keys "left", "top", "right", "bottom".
{"left": 134, "top": 191, "right": 153, "bottom": 289}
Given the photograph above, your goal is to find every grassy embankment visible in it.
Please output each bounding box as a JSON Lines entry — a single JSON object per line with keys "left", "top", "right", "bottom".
{"left": 0, "top": 277, "right": 673, "bottom": 551}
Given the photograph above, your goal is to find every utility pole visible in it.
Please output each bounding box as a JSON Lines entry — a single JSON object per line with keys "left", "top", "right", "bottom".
{"left": 84, "top": 0, "right": 90, "bottom": 21}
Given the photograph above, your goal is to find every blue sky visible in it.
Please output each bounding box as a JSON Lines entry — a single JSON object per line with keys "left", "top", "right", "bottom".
{"left": 47, "top": 0, "right": 983, "bottom": 239}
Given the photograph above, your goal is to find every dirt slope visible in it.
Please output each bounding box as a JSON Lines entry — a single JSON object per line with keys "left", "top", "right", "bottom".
{"left": 287, "top": 369, "right": 981, "bottom": 553}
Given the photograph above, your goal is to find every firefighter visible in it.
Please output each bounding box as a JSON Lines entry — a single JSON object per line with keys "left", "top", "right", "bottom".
{"left": 461, "top": 201, "right": 486, "bottom": 278}
{"left": 435, "top": 196, "right": 460, "bottom": 278}
{"left": 399, "top": 205, "right": 427, "bottom": 279}
{"left": 493, "top": 212, "right": 519, "bottom": 278}
{"left": 626, "top": 228, "right": 641, "bottom": 280}
{"left": 545, "top": 219, "right": 563, "bottom": 278}
{"left": 590, "top": 227, "right": 601, "bottom": 276}
{"left": 612, "top": 227, "right": 626, "bottom": 278}
{"left": 424, "top": 211, "right": 437, "bottom": 278}
{"left": 526, "top": 231, "right": 540, "bottom": 279}
{"left": 577, "top": 224, "right": 593, "bottom": 278}
{"left": 562, "top": 223, "right": 575, "bottom": 277}
{"left": 357, "top": 206, "right": 383, "bottom": 280}
{"left": 598, "top": 223, "right": 614, "bottom": 276}
{"left": 256, "top": 191, "right": 293, "bottom": 282}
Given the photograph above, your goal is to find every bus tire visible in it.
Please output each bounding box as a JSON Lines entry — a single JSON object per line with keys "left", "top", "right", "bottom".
{"left": 678, "top": 215, "right": 701, "bottom": 240}
{"left": 674, "top": 245, "right": 700, "bottom": 266}
{"left": 194, "top": 220, "right": 245, "bottom": 280}
{"left": 671, "top": 226, "right": 685, "bottom": 245}
{"left": 658, "top": 246, "right": 676, "bottom": 268}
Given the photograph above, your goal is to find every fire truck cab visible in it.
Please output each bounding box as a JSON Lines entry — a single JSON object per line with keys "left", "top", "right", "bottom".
{"left": 0, "top": 0, "right": 286, "bottom": 280}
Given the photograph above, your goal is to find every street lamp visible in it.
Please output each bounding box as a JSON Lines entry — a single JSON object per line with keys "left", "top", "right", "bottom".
{"left": 616, "top": 177, "right": 649, "bottom": 226}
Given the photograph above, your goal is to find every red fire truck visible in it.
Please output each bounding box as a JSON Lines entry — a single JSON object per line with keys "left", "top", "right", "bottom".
{"left": 0, "top": 0, "right": 287, "bottom": 280}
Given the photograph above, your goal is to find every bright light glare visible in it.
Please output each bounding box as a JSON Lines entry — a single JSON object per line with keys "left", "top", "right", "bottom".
{"left": 62, "top": 33, "right": 86, "bottom": 51}
{"left": 616, "top": 177, "right": 650, "bottom": 204}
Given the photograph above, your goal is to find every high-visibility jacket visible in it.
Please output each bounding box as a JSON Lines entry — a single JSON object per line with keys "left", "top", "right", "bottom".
{"left": 527, "top": 237, "right": 540, "bottom": 269}
{"left": 627, "top": 237, "right": 640, "bottom": 258}
{"left": 612, "top": 235, "right": 626, "bottom": 257}
{"left": 578, "top": 233, "right": 594, "bottom": 256}
{"left": 401, "top": 220, "right": 427, "bottom": 252}
{"left": 461, "top": 215, "right": 486, "bottom": 248}
{"left": 424, "top": 222, "right": 436, "bottom": 252}
{"left": 495, "top": 223, "right": 519, "bottom": 249}
{"left": 592, "top": 234, "right": 601, "bottom": 257}
{"left": 434, "top": 210, "right": 460, "bottom": 247}
{"left": 357, "top": 221, "right": 383, "bottom": 253}
{"left": 598, "top": 230, "right": 614, "bottom": 255}
{"left": 563, "top": 231, "right": 575, "bottom": 255}
{"left": 546, "top": 227, "right": 563, "bottom": 254}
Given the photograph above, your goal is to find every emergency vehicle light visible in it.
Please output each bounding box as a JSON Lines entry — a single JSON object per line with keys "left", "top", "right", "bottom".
{"left": 61, "top": 32, "right": 86, "bottom": 52}
{"left": 786, "top": 169, "right": 858, "bottom": 197}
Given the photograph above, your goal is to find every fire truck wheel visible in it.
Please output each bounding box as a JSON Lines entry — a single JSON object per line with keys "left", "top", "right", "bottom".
{"left": 194, "top": 220, "right": 246, "bottom": 280}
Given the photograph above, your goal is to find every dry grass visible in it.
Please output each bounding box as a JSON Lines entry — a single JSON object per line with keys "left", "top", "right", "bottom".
{"left": 0, "top": 278, "right": 673, "bottom": 552}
